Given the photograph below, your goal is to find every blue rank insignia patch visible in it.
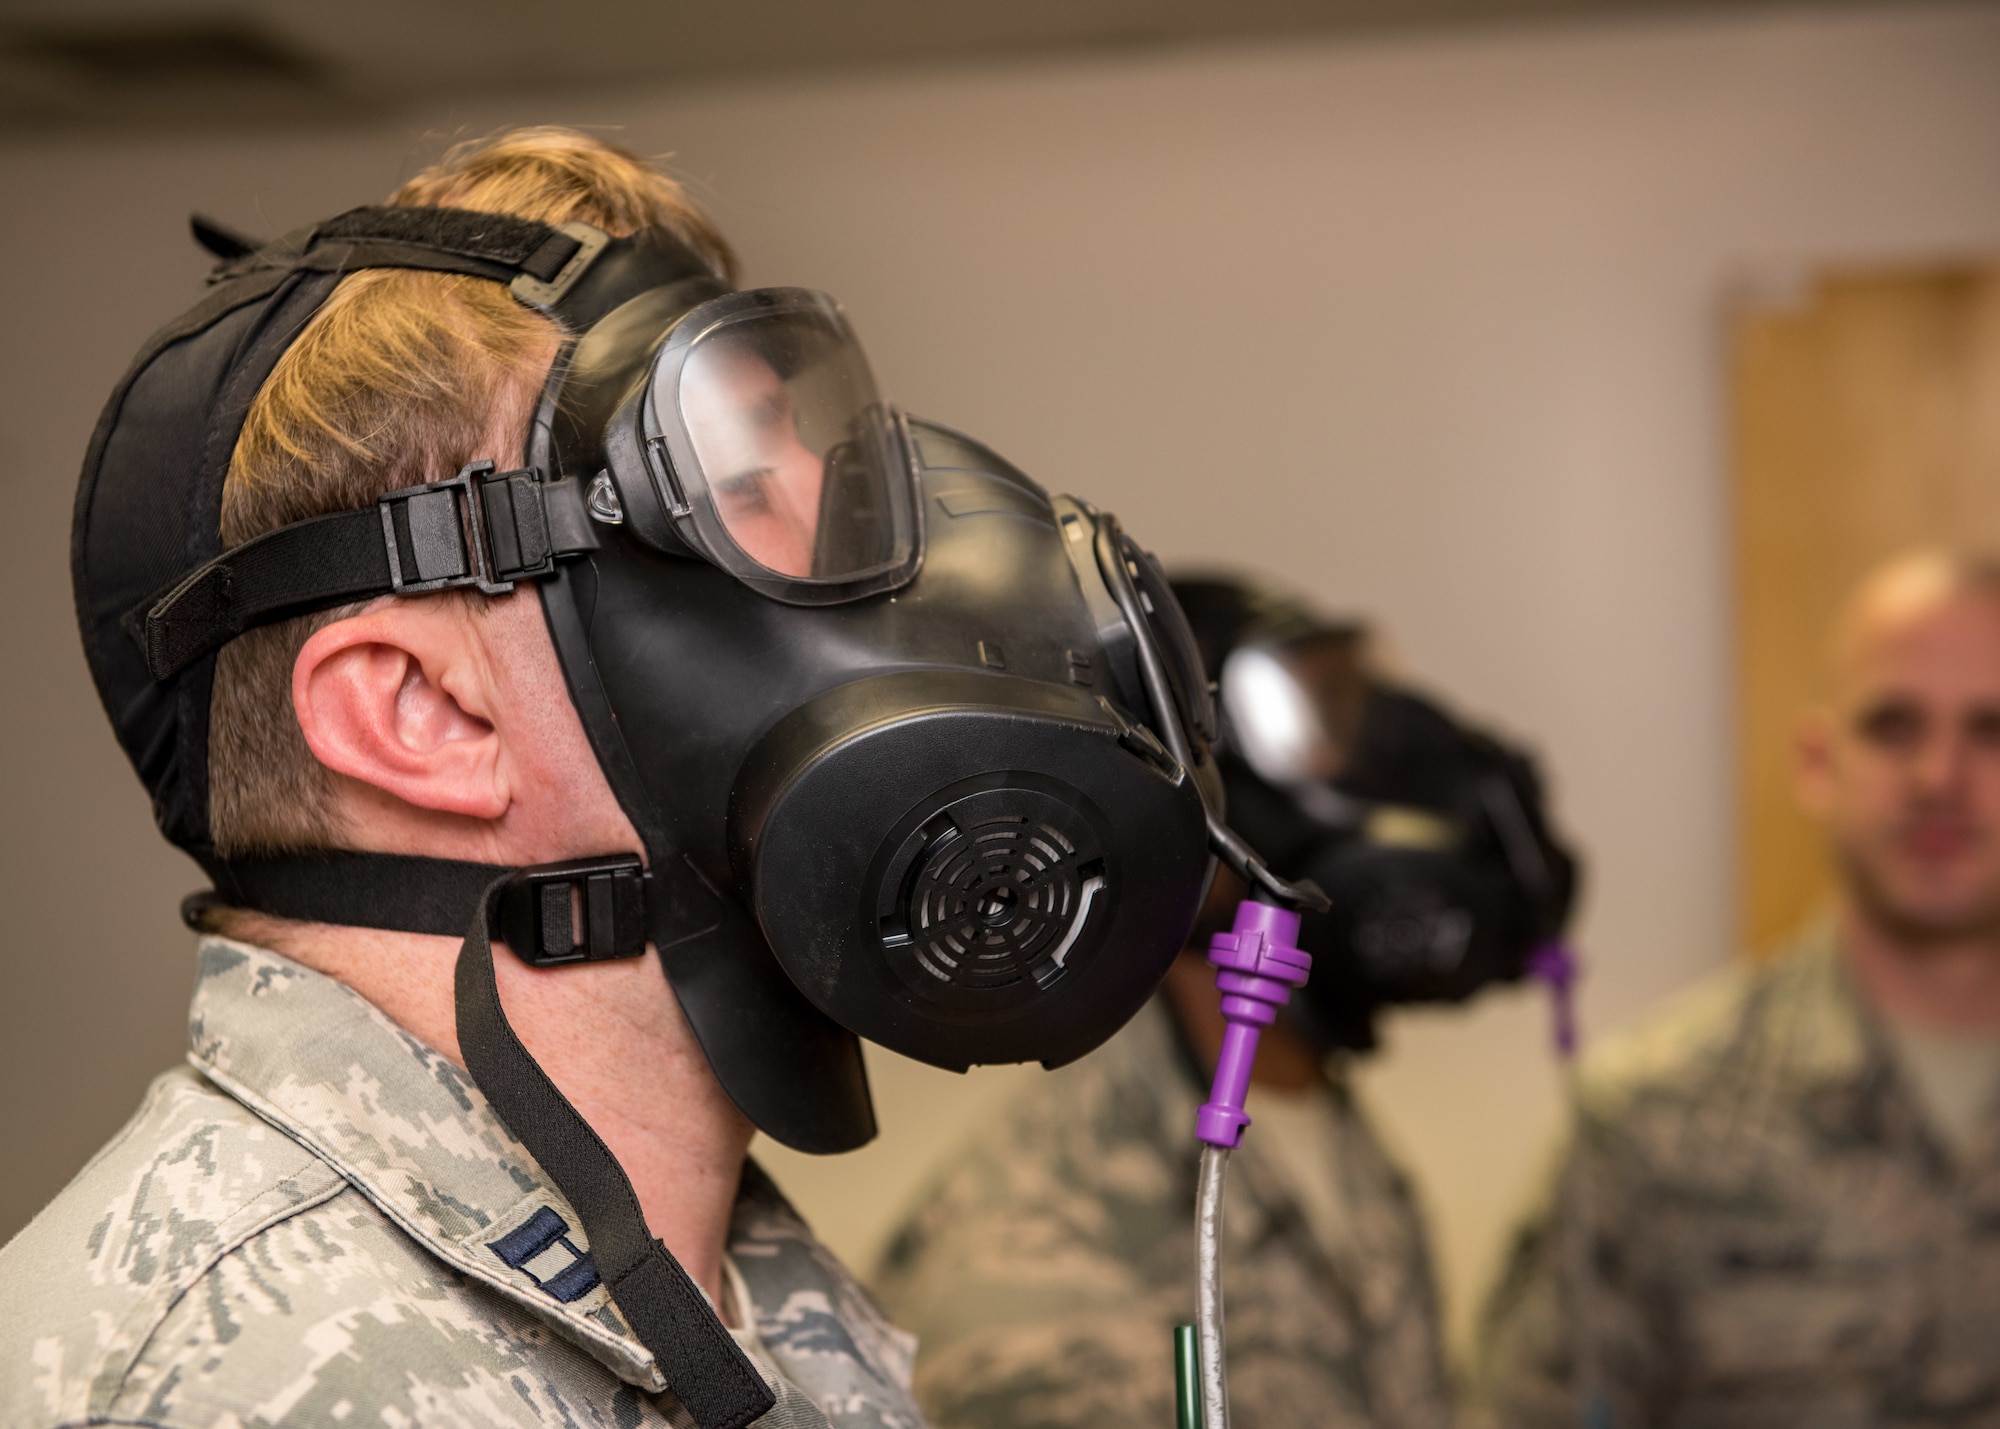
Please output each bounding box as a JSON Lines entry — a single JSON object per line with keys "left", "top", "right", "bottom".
{"left": 488, "top": 1205, "right": 603, "bottom": 1303}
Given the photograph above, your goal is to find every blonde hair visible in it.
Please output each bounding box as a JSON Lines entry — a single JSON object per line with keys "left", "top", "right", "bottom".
{"left": 209, "top": 128, "right": 737, "bottom": 854}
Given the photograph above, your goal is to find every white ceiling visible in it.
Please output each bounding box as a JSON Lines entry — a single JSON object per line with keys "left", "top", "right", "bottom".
{"left": 0, "top": 0, "right": 1892, "bottom": 133}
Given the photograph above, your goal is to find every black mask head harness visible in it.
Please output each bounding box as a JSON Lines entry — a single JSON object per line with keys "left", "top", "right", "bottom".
{"left": 74, "top": 204, "right": 1316, "bottom": 1425}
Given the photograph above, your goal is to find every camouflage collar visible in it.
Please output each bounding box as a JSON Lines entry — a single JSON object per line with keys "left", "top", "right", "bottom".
{"left": 185, "top": 937, "right": 672, "bottom": 1393}
{"left": 1764, "top": 927, "right": 1952, "bottom": 1155}
{"left": 1770, "top": 925, "right": 1877, "bottom": 1092}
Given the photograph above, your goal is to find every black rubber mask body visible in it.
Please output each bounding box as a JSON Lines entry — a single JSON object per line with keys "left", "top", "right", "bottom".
{"left": 538, "top": 416, "right": 1211, "bottom": 1147}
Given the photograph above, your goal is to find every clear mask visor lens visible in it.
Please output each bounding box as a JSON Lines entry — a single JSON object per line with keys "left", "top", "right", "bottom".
{"left": 676, "top": 304, "right": 906, "bottom": 582}
{"left": 1221, "top": 634, "right": 1369, "bottom": 786}
{"left": 1223, "top": 646, "right": 1334, "bottom": 784}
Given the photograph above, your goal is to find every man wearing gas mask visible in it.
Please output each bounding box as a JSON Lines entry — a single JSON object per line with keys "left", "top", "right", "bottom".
{"left": 1476, "top": 553, "right": 2000, "bottom": 1429}
{"left": 874, "top": 577, "right": 1579, "bottom": 1429}
{"left": 2, "top": 128, "right": 1237, "bottom": 1428}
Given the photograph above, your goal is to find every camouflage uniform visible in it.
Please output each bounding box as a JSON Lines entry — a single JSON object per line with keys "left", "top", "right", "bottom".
{"left": 1474, "top": 930, "right": 2000, "bottom": 1429}
{"left": 872, "top": 999, "right": 1452, "bottom": 1429}
{"left": 0, "top": 937, "right": 925, "bottom": 1429}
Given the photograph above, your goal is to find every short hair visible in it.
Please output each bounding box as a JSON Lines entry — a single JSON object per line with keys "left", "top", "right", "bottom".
{"left": 208, "top": 128, "right": 738, "bottom": 854}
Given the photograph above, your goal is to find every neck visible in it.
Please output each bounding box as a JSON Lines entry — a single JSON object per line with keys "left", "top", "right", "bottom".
{"left": 1841, "top": 900, "right": 2000, "bottom": 1035}
{"left": 229, "top": 913, "right": 752, "bottom": 1314}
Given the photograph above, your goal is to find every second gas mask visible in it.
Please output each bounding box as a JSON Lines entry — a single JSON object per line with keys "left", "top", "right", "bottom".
{"left": 1173, "top": 576, "right": 1580, "bottom": 1052}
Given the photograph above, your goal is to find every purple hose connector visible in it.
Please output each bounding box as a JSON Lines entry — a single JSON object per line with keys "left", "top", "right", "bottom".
{"left": 1195, "top": 900, "right": 1313, "bottom": 1149}
{"left": 1525, "top": 939, "right": 1580, "bottom": 1061}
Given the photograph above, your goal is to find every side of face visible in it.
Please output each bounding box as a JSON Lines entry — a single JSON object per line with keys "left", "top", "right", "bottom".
{"left": 1797, "top": 573, "right": 2000, "bottom": 944}
{"left": 679, "top": 342, "right": 825, "bottom": 578}
{"left": 289, "top": 342, "right": 639, "bottom": 869}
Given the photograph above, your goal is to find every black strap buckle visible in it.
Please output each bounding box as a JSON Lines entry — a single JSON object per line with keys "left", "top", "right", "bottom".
{"left": 510, "top": 221, "right": 611, "bottom": 310}
{"left": 496, "top": 856, "right": 649, "bottom": 967}
{"left": 378, "top": 460, "right": 557, "bottom": 596}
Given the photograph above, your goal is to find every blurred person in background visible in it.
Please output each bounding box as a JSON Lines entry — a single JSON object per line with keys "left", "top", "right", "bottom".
{"left": 874, "top": 576, "right": 1579, "bottom": 1429}
{"left": 1476, "top": 551, "right": 2000, "bottom": 1428}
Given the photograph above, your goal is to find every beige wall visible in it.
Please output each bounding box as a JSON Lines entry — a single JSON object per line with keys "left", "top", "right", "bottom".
{"left": 5, "top": 0, "right": 2000, "bottom": 1357}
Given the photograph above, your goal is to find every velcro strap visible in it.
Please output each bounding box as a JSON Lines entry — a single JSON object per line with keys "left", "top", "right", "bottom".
{"left": 317, "top": 206, "right": 581, "bottom": 278}
{"left": 221, "top": 207, "right": 574, "bottom": 281}
{"left": 140, "top": 506, "right": 393, "bottom": 680}
{"left": 455, "top": 876, "right": 777, "bottom": 1429}
{"left": 211, "top": 207, "right": 605, "bottom": 312}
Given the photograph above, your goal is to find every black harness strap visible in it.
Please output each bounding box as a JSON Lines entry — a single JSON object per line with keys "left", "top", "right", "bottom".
{"left": 201, "top": 207, "right": 620, "bottom": 320}
{"left": 214, "top": 206, "right": 585, "bottom": 293}
{"left": 455, "top": 875, "right": 776, "bottom": 1429}
{"left": 195, "top": 850, "right": 508, "bottom": 936}
{"left": 188, "top": 850, "right": 768, "bottom": 1424}
{"left": 140, "top": 504, "right": 395, "bottom": 680}
{"left": 120, "top": 207, "right": 718, "bottom": 688}
{"left": 137, "top": 466, "right": 598, "bottom": 682}
{"left": 316, "top": 206, "right": 582, "bottom": 280}
{"left": 193, "top": 849, "right": 651, "bottom": 969}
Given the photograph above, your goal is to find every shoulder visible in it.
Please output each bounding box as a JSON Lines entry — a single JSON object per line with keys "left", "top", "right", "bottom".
{"left": 876, "top": 1001, "right": 1192, "bottom": 1265}
{"left": 1, "top": 1067, "right": 644, "bottom": 1429}
{"left": 957, "top": 1000, "right": 1194, "bottom": 1197}
{"left": 0, "top": 1065, "right": 347, "bottom": 1428}
{"left": 1579, "top": 964, "right": 1760, "bottom": 1103}
{"left": 1570, "top": 940, "right": 1851, "bottom": 1168}
{"left": 730, "top": 1167, "right": 925, "bottom": 1429}
{"left": 872, "top": 1005, "right": 1197, "bottom": 1366}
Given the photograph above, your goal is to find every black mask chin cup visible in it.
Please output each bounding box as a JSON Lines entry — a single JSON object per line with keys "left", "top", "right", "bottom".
{"left": 534, "top": 562, "right": 880, "bottom": 1154}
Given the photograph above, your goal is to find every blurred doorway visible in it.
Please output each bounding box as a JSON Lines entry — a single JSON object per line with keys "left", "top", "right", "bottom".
{"left": 1733, "top": 261, "right": 2000, "bottom": 955}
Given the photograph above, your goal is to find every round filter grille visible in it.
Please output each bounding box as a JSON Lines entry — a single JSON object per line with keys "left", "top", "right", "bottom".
{"left": 877, "top": 784, "right": 1108, "bottom": 1006}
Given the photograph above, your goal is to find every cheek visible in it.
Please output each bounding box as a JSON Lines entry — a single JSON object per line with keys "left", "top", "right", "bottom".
{"left": 1970, "top": 751, "right": 2000, "bottom": 813}
{"left": 485, "top": 596, "right": 641, "bottom": 851}
{"left": 1824, "top": 748, "right": 1907, "bottom": 824}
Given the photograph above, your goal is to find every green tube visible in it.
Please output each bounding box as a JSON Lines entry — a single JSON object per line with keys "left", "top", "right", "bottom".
{"left": 1174, "top": 1323, "right": 1202, "bottom": 1429}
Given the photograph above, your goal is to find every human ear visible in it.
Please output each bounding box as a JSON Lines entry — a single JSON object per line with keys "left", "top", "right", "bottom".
{"left": 292, "top": 602, "right": 508, "bottom": 820}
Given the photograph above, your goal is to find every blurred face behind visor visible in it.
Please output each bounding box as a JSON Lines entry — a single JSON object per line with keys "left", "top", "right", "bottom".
{"left": 630, "top": 288, "right": 916, "bottom": 602}
{"left": 680, "top": 337, "right": 827, "bottom": 580}
{"left": 1222, "top": 634, "right": 1370, "bottom": 791}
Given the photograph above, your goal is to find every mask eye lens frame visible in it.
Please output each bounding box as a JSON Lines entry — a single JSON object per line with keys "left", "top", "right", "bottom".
{"left": 631, "top": 287, "right": 925, "bottom": 607}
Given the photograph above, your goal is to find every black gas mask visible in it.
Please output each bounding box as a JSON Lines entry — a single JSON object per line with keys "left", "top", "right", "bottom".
{"left": 75, "top": 206, "right": 1286, "bottom": 1428}
{"left": 526, "top": 277, "right": 1224, "bottom": 1109}
{"left": 1173, "top": 577, "right": 1580, "bottom": 1052}
{"left": 81, "top": 209, "right": 1239, "bottom": 1140}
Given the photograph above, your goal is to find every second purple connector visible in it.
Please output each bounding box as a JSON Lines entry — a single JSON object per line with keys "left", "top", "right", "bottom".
{"left": 1194, "top": 900, "right": 1314, "bottom": 1149}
